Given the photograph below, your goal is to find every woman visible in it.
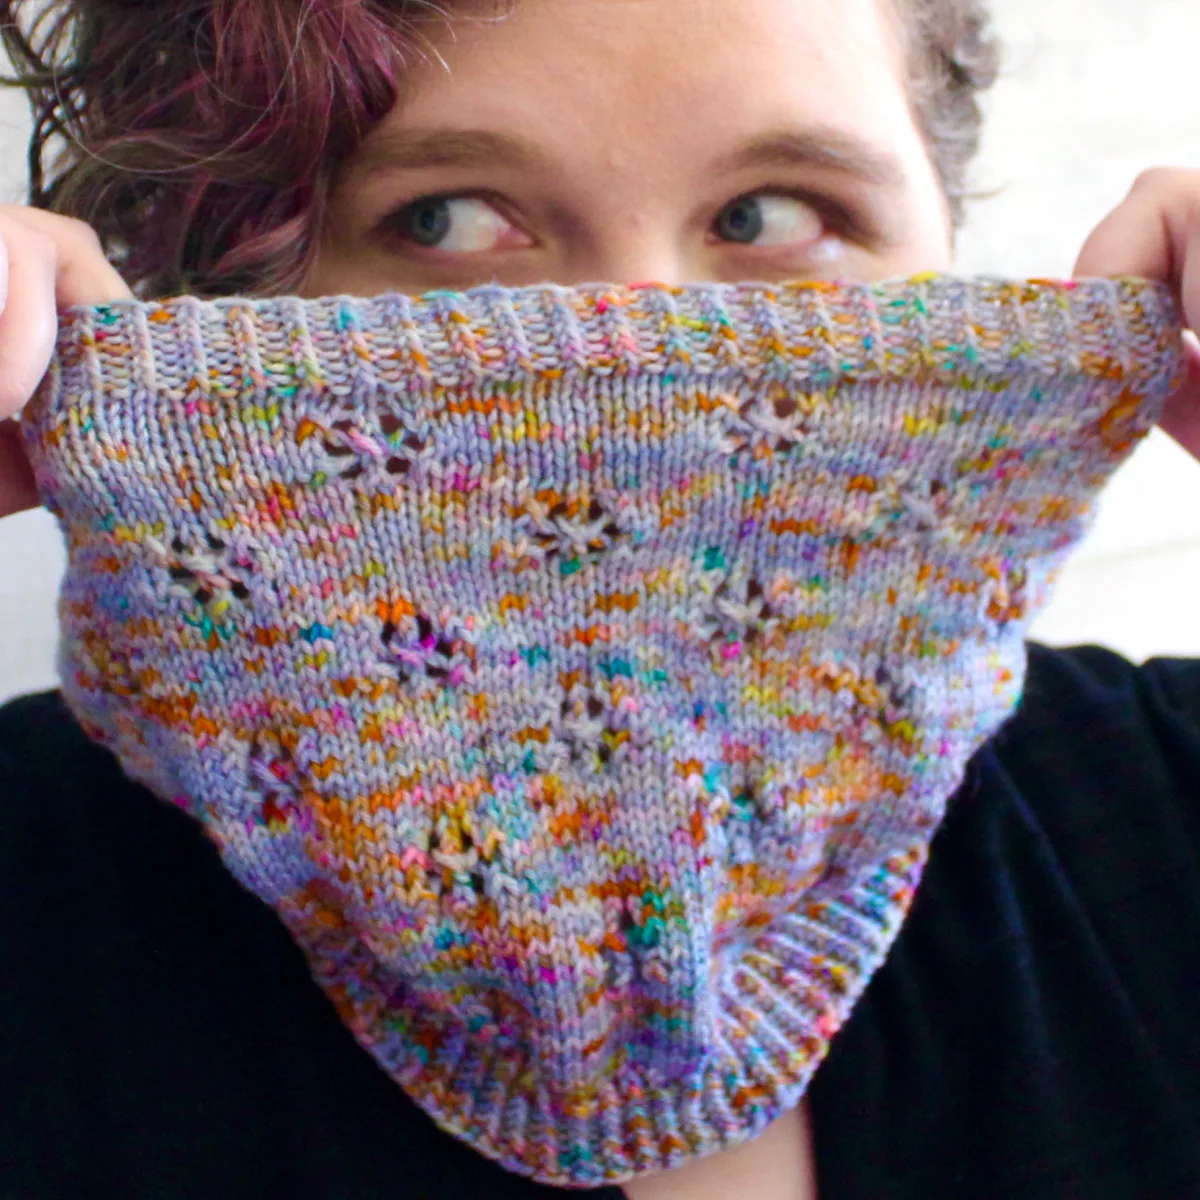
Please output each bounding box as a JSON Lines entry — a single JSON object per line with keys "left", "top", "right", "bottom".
{"left": 0, "top": 0, "right": 1198, "bottom": 1196}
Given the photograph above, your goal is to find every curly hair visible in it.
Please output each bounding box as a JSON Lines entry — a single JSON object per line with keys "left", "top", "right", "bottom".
{"left": 0, "top": 0, "right": 1000, "bottom": 301}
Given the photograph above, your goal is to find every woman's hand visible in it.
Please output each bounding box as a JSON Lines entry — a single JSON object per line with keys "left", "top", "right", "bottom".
{"left": 0, "top": 205, "right": 133, "bottom": 518}
{"left": 1074, "top": 167, "right": 1200, "bottom": 458}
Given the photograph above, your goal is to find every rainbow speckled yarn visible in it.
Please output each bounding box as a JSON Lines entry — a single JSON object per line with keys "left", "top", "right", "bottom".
{"left": 22, "top": 275, "right": 1184, "bottom": 1187}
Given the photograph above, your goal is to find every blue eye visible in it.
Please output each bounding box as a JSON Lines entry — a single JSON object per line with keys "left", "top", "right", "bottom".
{"left": 393, "top": 195, "right": 522, "bottom": 253}
{"left": 717, "top": 197, "right": 765, "bottom": 244}
{"left": 716, "top": 194, "right": 825, "bottom": 247}
{"left": 404, "top": 198, "right": 452, "bottom": 248}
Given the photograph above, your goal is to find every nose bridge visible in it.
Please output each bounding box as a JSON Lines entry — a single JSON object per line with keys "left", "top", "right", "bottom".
{"left": 587, "top": 241, "right": 685, "bottom": 289}
{"left": 567, "top": 172, "right": 693, "bottom": 287}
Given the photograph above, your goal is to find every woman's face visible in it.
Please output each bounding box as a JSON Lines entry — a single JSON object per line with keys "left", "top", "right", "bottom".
{"left": 303, "top": 0, "right": 953, "bottom": 297}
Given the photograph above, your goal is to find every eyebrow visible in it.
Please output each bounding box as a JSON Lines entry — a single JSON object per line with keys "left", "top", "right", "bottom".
{"left": 352, "top": 128, "right": 557, "bottom": 177}
{"left": 714, "top": 129, "right": 908, "bottom": 189}
{"left": 351, "top": 126, "right": 908, "bottom": 189}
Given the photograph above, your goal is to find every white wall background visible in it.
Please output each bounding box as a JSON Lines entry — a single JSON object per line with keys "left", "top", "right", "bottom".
{"left": 1, "top": 0, "right": 1200, "bottom": 702}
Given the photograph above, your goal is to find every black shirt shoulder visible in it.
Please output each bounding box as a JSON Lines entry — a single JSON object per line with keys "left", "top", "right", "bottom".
{"left": 0, "top": 690, "right": 588, "bottom": 1200}
{"left": 810, "top": 642, "right": 1200, "bottom": 1200}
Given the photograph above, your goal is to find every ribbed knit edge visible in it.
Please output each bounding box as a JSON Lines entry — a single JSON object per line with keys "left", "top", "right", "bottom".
{"left": 33, "top": 275, "right": 1183, "bottom": 410}
{"left": 278, "top": 841, "right": 927, "bottom": 1188}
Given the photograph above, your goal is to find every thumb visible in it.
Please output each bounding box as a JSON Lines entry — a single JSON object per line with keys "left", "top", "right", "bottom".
{"left": 0, "top": 207, "right": 134, "bottom": 420}
{"left": 1072, "top": 170, "right": 1200, "bottom": 456}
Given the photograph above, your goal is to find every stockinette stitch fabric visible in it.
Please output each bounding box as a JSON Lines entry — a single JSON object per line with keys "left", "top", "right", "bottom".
{"left": 22, "top": 274, "right": 1184, "bottom": 1187}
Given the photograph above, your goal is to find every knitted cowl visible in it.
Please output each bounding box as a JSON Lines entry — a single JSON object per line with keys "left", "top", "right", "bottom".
{"left": 21, "top": 275, "right": 1184, "bottom": 1187}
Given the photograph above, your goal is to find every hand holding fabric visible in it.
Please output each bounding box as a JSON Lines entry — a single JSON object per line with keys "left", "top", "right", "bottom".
{"left": 0, "top": 206, "right": 133, "bottom": 518}
{"left": 1074, "top": 167, "right": 1200, "bottom": 457}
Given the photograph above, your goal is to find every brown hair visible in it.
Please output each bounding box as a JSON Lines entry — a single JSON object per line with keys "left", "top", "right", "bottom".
{"left": 899, "top": 0, "right": 1001, "bottom": 226}
{"left": 0, "top": 0, "right": 1000, "bottom": 301}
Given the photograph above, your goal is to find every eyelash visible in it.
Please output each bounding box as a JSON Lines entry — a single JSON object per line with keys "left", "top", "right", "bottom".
{"left": 378, "top": 190, "right": 515, "bottom": 251}
{"left": 378, "top": 187, "right": 871, "bottom": 252}
{"left": 769, "top": 190, "right": 869, "bottom": 243}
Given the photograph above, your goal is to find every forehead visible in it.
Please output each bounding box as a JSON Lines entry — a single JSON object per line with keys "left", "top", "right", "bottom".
{"left": 356, "top": 0, "right": 916, "bottom": 178}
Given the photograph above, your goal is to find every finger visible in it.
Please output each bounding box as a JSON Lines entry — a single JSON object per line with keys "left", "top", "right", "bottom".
{"left": 1073, "top": 171, "right": 1200, "bottom": 456}
{"left": 0, "top": 208, "right": 134, "bottom": 420}
{"left": 1072, "top": 169, "right": 1200, "bottom": 333}
{"left": 1159, "top": 331, "right": 1200, "bottom": 457}
{"left": 0, "top": 215, "right": 59, "bottom": 420}
{"left": 0, "top": 206, "right": 134, "bottom": 308}
{"left": 0, "top": 418, "right": 38, "bottom": 517}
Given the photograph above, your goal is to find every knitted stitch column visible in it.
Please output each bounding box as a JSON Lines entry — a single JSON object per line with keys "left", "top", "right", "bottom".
{"left": 22, "top": 275, "right": 1184, "bottom": 1187}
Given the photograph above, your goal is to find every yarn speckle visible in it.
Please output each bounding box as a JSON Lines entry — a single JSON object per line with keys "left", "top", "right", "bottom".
{"left": 22, "top": 273, "right": 1184, "bottom": 1188}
